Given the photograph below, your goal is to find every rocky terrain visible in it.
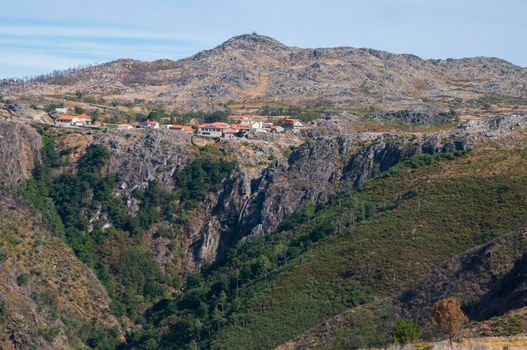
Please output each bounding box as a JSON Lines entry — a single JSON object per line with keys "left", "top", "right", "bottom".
{"left": 2, "top": 33, "right": 527, "bottom": 350}
{"left": 1, "top": 34, "right": 526, "bottom": 112}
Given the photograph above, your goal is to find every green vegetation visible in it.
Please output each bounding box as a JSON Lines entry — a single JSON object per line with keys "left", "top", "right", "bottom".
{"left": 174, "top": 110, "right": 231, "bottom": 124}
{"left": 37, "top": 326, "right": 61, "bottom": 342}
{"left": 391, "top": 319, "right": 420, "bottom": 345}
{"left": 174, "top": 157, "right": 237, "bottom": 206}
{"left": 18, "top": 124, "right": 527, "bottom": 349}
{"left": 123, "top": 148, "right": 527, "bottom": 349}
{"left": 20, "top": 129, "right": 237, "bottom": 348}
{"left": 380, "top": 151, "right": 465, "bottom": 178}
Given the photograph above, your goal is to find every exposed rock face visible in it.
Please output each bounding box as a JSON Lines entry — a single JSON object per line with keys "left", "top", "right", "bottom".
{"left": 237, "top": 130, "right": 473, "bottom": 237}
{"left": 0, "top": 103, "right": 54, "bottom": 124}
{"left": 92, "top": 129, "right": 196, "bottom": 195}
{"left": 2, "top": 34, "right": 526, "bottom": 111}
{"left": 0, "top": 121, "right": 41, "bottom": 186}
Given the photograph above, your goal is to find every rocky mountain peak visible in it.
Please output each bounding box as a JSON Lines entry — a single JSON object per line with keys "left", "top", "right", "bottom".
{"left": 220, "top": 33, "right": 287, "bottom": 49}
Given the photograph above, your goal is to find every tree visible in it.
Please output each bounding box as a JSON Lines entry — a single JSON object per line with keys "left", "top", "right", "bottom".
{"left": 431, "top": 297, "right": 468, "bottom": 345}
{"left": 211, "top": 306, "right": 225, "bottom": 330}
{"left": 391, "top": 319, "right": 420, "bottom": 346}
{"left": 217, "top": 290, "right": 228, "bottom": 313}
{"left": 75, "top": 105, "right": 85, "bottom": 114}
{"left": 256, "top": 255, "right": 272, "bottom": 284}
{"left": 193, "top": 319, "right": 203, "bottom": 342}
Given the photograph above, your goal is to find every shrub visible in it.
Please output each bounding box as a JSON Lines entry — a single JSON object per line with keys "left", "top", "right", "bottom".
{"left": 431, "top": 297, "right": 468, "bottom": 340}
{"left": 391, "top": 319, "right": 420, "bottom": 345}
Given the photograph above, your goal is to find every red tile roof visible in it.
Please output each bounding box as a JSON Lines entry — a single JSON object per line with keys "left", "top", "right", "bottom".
{"left": 58, "top": 115, "right": 75, "bottom": 121}
{"left": 170, "top": 125, "right": 194, "bottom": 132}
{"left": 198, "top": 122, "right": 230, "bottom": 129}
{"left": 230, "top": 123, "right": 251, "bottom": 130}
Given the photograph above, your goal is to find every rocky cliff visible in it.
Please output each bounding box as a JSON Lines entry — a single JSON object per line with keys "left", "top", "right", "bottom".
{"left": 0, "top": 121, "right": 42, "bottom": 187}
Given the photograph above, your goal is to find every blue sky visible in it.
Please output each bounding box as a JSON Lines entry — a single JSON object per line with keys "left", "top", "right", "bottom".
{"left": 1, "top": 0, "right": 526, "bottom": 78}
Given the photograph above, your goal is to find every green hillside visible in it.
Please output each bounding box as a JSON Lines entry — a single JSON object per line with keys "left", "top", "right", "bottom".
{"left": 125, "top": 145, "right": 527, "bottom": 349}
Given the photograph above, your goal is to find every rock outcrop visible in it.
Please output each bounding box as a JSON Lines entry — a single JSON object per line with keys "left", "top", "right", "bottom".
{"left": 0, "top": 121, "right": 41, "bottom": 187}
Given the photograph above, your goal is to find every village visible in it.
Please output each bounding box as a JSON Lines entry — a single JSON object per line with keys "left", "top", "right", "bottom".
{"left": 55, "top": 111, "right": 305, "bottom": 138}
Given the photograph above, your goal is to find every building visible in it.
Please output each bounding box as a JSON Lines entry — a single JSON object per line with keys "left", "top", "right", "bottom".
{"left": 169, "top": 125, "right": 194, "bottom": 133}
{"left": 140, "top": 120, "right": 160, "bottom": 129}
{"left": 283, "top": 118, "right": 304, "bottom": 129}
{"left": 56, "top": 114, "right": 91, "bottom": 127}
{"left": 231, "top": 116, "right": 263, "bottom": 130}
{"left": 222, "top": 128, "right": 238, "bottom": 138}
{"left": 230, "top": 123, "right": 252, "bottom": 132}
{"left": 55, "top": 107, "right": 68, "bottom": 114}
{"left": 117, "top": 124, "right": 133, "bottom": 130}
{"left": 231, "top": 116, "right": 252, "bottom": 124}
{"left": 198, "top": 122, "right": 230, "bottom": 137}
{"left": 271, "top": 125, "right": 285, "bottom": 133}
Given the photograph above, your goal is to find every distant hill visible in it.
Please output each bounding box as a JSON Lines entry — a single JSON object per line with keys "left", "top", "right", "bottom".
{"left": 1, "top": 33, "right": 526, "bottom": 111}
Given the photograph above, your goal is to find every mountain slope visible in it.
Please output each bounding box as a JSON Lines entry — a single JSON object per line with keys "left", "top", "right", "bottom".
{"left": 116, "top": 115, "right": 527, "bottom": 350}
{"left": 2, "top": 34, "right": 526, "bottom": 111}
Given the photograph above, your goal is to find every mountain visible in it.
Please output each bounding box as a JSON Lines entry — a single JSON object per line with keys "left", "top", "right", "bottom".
{"left": 1, "top": 33, "right": 526, "bottom": 111}
{"left": 3, "top": 33, "right": 527, "bottom": 350}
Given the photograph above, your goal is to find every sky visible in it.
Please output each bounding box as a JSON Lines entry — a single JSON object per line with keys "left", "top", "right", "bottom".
{"left": 1, "top": 0, "right": 526, "bottom": 78}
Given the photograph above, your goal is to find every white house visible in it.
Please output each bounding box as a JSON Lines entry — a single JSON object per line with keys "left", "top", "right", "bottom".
{"left": 117, "top": 124, "right": 134, "bottom": 130}
{"left": 198, "top": 122, "right": 230, "bottom": 137}
{"left": 55, "top": 107, "right": 69, "bottom": 114}
{"left": 231, "top": 116, "right": 263, "bottom": 130}
{"left": 283, "top": 118, "right": 304, "bottom": 129}
{"left": 140, "top": 120, "right": 160, "bottom": 129}
{"left": 270, "top": 125, "right": 285, "bottom": 133}
{"left": 56, "top": 114, "right": 91, "bottom": 127}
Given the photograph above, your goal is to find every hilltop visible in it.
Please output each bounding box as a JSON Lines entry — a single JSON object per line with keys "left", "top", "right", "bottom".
{"left": 1, "top": 33, "right": 526, "bottom": 112}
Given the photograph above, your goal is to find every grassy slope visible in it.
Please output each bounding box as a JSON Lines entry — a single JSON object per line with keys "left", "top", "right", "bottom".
{"left": 210, "top": 144, "right": 527, "bottom": 349}
{"left": 0, "top": 191, "right": 120, "bottom": 349}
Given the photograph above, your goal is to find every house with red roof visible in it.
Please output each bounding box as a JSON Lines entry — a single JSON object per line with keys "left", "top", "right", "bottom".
{"left": 198, "top": 122, "right": 230, "bottom": 137}
{"left": 271, "top": 125, "right": 285, "bottom": 133}
{"left": 56, "top": 114, "right": 92, "bottom": 127}
{"left": 170, "top": 125, "right": 194, "bottom": 133}
{"left": 283, "top": 118, "right": 304, "bottom": 129}
{"left": 231, "top": 116, "right": 263, "bottom": 131}
{"left": 139, "top": 120, "right": 160, "bottom": 129}
{"left": 230, "top": 123, "right": 252, "bottom": 131}
{"left": 222, "top": 128, "right": 238, "bottom": 138}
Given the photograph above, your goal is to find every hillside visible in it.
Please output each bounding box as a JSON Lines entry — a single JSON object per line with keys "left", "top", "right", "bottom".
{"left": 2, "top": 33, "right": 527, "bottom": 350}
{"left": 1, "top": 112, "right": 527, "bottom": 348}
{"left": 1, "top": 34, "right": 526, "bottom": 112}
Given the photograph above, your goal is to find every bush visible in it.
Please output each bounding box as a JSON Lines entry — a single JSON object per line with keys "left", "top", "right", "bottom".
{"left": 391, "top": 319, "right": 420, "bottom": 345}
{"left": 38, "top": 326, "right": 61, "bottom": 342}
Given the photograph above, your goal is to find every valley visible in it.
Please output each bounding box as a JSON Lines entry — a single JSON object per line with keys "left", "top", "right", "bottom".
{"left": 0, "top": 34, "right": 527, "bottom": 349}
